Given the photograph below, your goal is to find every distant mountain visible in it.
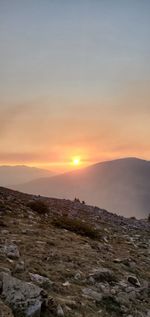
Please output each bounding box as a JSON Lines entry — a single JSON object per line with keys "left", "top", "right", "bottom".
{"left": 0, "top": 165, "right": 54, "bottom": 187}
{"left": 15, "top": 158, "right": 150, "bottom": 218}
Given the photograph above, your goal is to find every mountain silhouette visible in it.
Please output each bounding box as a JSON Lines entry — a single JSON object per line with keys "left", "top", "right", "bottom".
{"left": 15, "top": 158, "right": 150, "bottom": 218}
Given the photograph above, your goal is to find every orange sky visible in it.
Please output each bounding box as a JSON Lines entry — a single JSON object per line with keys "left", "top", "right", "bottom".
{"left": 0, "top": 85, "right": 149, "bottom": 172}
{"left": 0, "top": 1, "right": 150, "bottom": 172}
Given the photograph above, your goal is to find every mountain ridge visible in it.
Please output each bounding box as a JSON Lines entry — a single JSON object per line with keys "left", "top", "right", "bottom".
{"left": 14, "top": 157, "right": 150, "bottom": 218}
{"left": 0, "top": 165, "right": 54, "bottom": 187}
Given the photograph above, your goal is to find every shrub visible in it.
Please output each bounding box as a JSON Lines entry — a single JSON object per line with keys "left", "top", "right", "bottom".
{"left": 27, "top": 200, "right": 49, "bottom": 214}
{"left": 52, "top": 216, "right": 100, "bottom": 240}
{"left": 148, "top": 214, "right": 150, "bottom": 222}
{"left": 100, "top": 296, "right": 123, "bottom": 316}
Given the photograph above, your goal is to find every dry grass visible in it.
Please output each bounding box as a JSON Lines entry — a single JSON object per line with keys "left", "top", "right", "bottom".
{"left": 52, "top": 216, "right": 100, "bottom": 240}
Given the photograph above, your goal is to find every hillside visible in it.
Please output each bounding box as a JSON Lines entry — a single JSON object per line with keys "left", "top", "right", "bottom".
{"left": 0, "top": 187, "right": 150, "bottom": 317}
{"left": 16, "top": 158, "right": 150, "bottom": 218}
{"left": 0, "top": 165, "right": 54, "bottom": 187}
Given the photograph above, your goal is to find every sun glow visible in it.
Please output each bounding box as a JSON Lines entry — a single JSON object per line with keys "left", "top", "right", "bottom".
{"left": 72, "top": 157, "right": 81, "bottom": 166}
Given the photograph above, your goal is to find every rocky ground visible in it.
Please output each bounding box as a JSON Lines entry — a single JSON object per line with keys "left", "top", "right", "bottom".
{"left": 0, "top": 186, "right": 150, "bottom": 317}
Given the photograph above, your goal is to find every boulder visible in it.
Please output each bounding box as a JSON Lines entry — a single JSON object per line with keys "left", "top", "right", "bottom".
{"left": 0, "top": 273, "right": 43, "bottom": 317}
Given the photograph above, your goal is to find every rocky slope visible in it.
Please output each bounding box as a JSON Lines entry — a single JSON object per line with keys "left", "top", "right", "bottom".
{"left": 0, "top": 187, "right": 150, "bottom": 317}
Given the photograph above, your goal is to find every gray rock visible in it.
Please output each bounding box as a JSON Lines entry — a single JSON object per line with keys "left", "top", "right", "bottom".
{"left": 14, "top": 260, "right": 25, "bottom": 273}
{"left": 57, "top": 304, "right": 64, "bottom": 317}
{"left": 29, "top": 273, "right": 53, "bottom": 288}
{"left": 3, "top": 243, "right": 20, "bottom": 259}
{"left": 115, "top": 292, "right": 130, "bottom": 306}
{"left": 97, "top": 283, "right": 110, "bottom": 295}
{"left": 88, "top": 276, "right": 95, "bottom": 285}
{"left": 0, "top": 273, "right": 43, "bottom": 317}
{"left": 82, "top": 288, "right": 102, "bottom": 302}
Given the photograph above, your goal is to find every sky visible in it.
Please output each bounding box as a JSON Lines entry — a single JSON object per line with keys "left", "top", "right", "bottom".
{"left": 0, "top": 0, "right": 150, "bottom": 172}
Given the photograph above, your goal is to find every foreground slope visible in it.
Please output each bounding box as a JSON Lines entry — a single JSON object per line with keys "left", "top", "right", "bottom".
{"left": 16, "top": 158, "right": 150, "bottom": 218}
{"left": 0, "top": 187, "right": 150, "bottom": 317}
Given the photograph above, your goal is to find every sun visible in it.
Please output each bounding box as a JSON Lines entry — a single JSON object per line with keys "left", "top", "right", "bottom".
{"left": 72, "top": 157, "right": 81, "bottom": 166}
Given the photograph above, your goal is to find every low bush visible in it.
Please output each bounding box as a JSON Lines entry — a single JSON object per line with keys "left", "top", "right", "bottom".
{"left": 100, "top": 296, "right": 123, "bottom": 316}
{"left": 52, "top": 216, "right": 100, "bottom": 240}
{"left": 27, "top": 200, "right": 49, "bottom": 214}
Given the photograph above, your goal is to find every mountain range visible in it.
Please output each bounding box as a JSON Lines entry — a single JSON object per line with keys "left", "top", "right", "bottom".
{"left": 0, "top": 165, "right": 53, "bottom": 187}
{"left": 13, "top": 157, "right": 150, "bottom": 218}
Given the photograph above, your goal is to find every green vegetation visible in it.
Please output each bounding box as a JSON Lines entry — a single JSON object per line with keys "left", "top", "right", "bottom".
{"left": 52, "top": 216, "right": 100, "bottom": 240}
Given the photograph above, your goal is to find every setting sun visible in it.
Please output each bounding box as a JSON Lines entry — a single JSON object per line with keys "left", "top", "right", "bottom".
{"left": 72, "top": 157, "right": 80, "bottom": 166}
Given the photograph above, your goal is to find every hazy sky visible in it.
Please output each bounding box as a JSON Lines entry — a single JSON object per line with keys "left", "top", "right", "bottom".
{"left": 0, "top": 0, "right": 150, "bottom": 171}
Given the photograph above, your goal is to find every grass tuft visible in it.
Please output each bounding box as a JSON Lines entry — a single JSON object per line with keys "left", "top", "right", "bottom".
{"left": 52, "top": 216, "right": 100, "bottom": 240}
{"left": 27, "top": 200, "right": 49, "bottom": 214}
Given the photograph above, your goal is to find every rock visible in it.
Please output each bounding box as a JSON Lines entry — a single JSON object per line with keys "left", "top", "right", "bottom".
{"left": 97, "top": 283, "right": 110, "bottom": 295}
{"left": 115, "top": 291, "right": 130, "bottom": 306}
{"left": 128, "top": 276, "right": 141, "bottom": 287}
{"left": 103, "top": 236, "right": 109, "bottom": 243}
{"left": 0, "top": 273, "right": 43, "bottom": 317}
{"left": 29, "top": 273, "right": 53, "bottom": 288}
{"left": 82, "top": 288, "right": 102, "bottom": 302}
{"left": 57, "top": 304, "right": 64, "bottom": 316}
{"left": 88, "top": 276, "right": 95, "bottom": 285}
{"left": 0, "top": 300, "right": 14, "bottom": 317}
{"left": 128, "top": 290, "right": 137, "bottom": 301}
{"left": 74, "top": 272, "right": 81, "bottom": 280}
{"left": 14, "top": 260, "right": 25, "bottom": 273}
{"left": 3, "top": 243, "right": 20, "bottom": 259}
{"left": 89, "top": 267, "right": 116, "bottom": 283}
{"left": 113, "top": 258, "right": 122, "bottom": 263}
{"left": 62, "top": 281, "right": 70, "bottom": 287}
